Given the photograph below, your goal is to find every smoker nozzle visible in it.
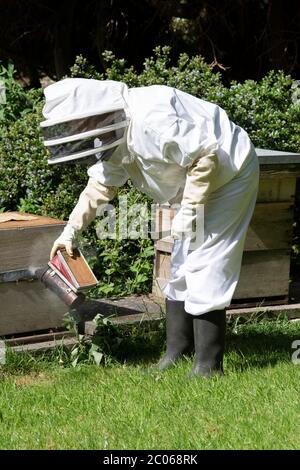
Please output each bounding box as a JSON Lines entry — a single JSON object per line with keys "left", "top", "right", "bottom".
{"left": 37, "top": 266, "right": 85, "bottom": 309}
{"left": 32, "top": 267, "right": 47, "bottom": 280}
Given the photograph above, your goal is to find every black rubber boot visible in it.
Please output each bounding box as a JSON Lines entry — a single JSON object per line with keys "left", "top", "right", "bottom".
{"left": 191, "top": 309, "right": 226, "bottom": 378}
{"left": 157, "top": 299, "right": 194, "bottom": 370}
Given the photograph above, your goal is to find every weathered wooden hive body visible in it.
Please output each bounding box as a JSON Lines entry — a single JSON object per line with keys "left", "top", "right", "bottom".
{"left": 0, "top": 213, "right": 67, "bottom": 335}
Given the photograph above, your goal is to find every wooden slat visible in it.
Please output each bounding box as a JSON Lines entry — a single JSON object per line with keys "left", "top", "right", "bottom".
{"left": 155, "top": 251, "right": 172, "bottom": 280}
{"left": 227, "top": 302, "right": 300, "bottom": 320}
{"left": 259, "top": 166, "right": 300, "bottom": 178}
{"left": 0, "top": 280, "right": 68, "bottom": 335}
{"left": 257, "top": 178, "right": 296, "bottom": 202}
{"left": 229, "top": 296, "right": 289, "bottom": 309}
{"left": 155, "top": 236, "right": 174, "bottom": 253}
{"left": 0, "top": 225, "right": 65, "bottom": 273}
{"left": 152, "top": 277, "right": 168, "bottom": 298}
{"left": 155, "top": 205, "right": 176, "bottom": 235}
{"left": 5, "top": 330, "right": 74, "bottom": 347}
{"left": 10, "top": 337, "right": 77, "bottom": 353}
{"left": 244, "top": 202, "right": 293, "bottom": 251}
{"left": 234, "top": 250, "right": 290, "bottom": 299}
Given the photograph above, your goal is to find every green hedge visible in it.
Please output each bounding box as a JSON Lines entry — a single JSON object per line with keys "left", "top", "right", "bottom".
{"left": 0, "top": 48, "right": 299, "bottom": 296}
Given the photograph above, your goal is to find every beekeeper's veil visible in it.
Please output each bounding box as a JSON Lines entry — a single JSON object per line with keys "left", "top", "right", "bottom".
{"left": 40, "top": 78, "right": 129, "bottom": 165}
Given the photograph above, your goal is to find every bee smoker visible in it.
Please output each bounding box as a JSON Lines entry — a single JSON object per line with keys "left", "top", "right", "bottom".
{"left": 35, "top": 267, "right": 86, "bottom": 309}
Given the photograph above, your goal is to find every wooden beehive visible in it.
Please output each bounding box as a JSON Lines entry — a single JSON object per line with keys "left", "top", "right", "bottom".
{"left": 0, "top": 212, "right": 68, "bottom": 335}
{"left": 153, "top": 149, "right": 300, "bottom": 306}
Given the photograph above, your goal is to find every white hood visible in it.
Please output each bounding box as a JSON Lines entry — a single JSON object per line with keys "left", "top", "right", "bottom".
{"left": 41, "top": 78, "right": 129, "bottom": 125}
{"left": 40, "top": 78, "right": 130, "bottom": 165}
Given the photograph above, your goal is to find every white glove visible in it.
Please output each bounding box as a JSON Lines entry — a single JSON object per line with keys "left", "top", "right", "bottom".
{"left": 171, "top": 205, "right": 198, "bottom": 240}
{"left": 50, "top": 223, "right": 77, "bottom": 259}
{"left": 50, "top": 177, "right": 116, "bottom": 260}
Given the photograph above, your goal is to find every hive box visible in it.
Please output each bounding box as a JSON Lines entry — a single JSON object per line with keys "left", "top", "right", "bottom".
{"left": 0, "top": 212, "right": 68, "bottom": 335}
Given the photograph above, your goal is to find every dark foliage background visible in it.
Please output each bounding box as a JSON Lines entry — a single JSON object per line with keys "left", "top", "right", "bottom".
{"left": 0, "top": 0, "right": 299, "bottom": 85}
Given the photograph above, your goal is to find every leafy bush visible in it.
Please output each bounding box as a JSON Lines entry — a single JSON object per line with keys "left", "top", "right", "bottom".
{"left": 70, "top": 47, "right": 224, "bottom": 100}
{"left": 219, "top": 71, "right": 300, "bottom": 152}
{"left": 0, "top": 47, "right": 299, "bottom": 298}
{"left": 69, "top": 47, "right": 300, "bottom": 153}
{"left": 0, "top": 63, "right": 41, "bottom": 129}
{"left": 0, "top": 107, "right": 87, "bottom": 216}
{"left": 62, "top": 313, "right": 164, "bottom": 367}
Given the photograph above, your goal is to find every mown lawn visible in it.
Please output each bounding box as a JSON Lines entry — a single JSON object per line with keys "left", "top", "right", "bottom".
{"left": 0, "top": 318, "right": 300, "bottom": 450}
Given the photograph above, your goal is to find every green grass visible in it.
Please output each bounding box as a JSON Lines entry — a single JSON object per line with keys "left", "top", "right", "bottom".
{"left": 0, "top": 318, "right": 300, "bottom": 450}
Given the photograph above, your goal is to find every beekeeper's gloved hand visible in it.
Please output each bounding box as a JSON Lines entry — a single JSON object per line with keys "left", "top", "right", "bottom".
{"left": 50, "top": 224, "right": 76, "bottom": 259}
{"left": 50, "top": 177, "right": 116, "bottom": 260}
{"left": 171, "top": 206, "right": 198, "bottom": 240}
{"left": 171, "top": 152, "right": 218, "bottom": 240}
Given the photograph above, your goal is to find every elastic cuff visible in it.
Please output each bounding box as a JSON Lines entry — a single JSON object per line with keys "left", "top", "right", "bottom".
{"left": 63, "top": 223, "right": 78, "bottom": 239}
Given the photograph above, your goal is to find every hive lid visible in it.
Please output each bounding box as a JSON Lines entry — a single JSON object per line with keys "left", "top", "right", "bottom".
{"left": 256, "top": 148, "right": 300, "bottom": 165}
{"left": 0, "top": 211, "right": 65, "bottom": 229}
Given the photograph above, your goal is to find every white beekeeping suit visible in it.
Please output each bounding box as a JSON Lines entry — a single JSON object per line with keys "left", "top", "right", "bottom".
{"left": 41, "top": 78, "right": 259, "bottom": 377}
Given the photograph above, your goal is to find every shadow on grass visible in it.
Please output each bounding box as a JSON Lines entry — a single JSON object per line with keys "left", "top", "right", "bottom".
{"left": 225, "top": 322, "right": 300, "bottom": 371}
{"left": 96, "top": 322, "right": 166, "bottom": 366}
{"left": 105, "top": 317, "right": 300, "bottom": 371}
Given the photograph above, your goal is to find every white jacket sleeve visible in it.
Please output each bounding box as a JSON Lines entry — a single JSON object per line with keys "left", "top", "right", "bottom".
{"left": 68, "top": 177, "right": 117, "bottom": 232}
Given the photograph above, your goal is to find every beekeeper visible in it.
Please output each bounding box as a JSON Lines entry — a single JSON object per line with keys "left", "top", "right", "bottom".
{"left": 41, "top": 78, "right": 259, "bottom": 377}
